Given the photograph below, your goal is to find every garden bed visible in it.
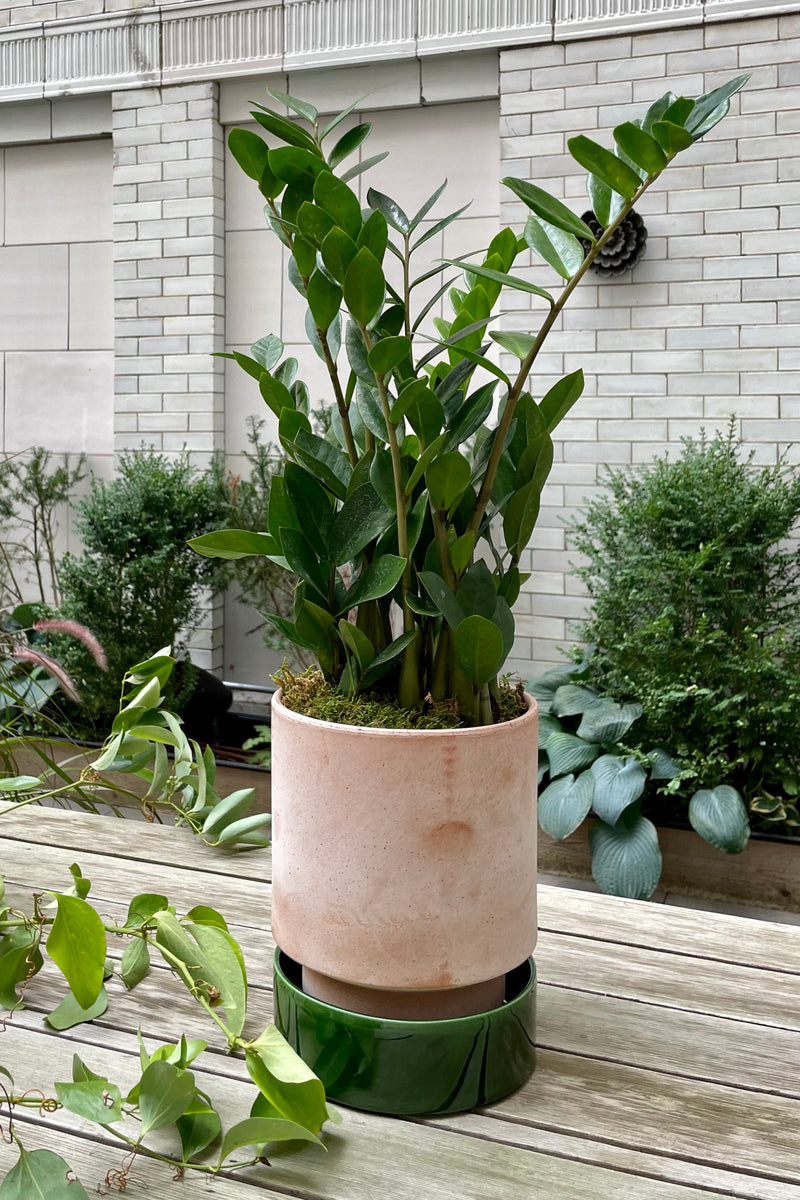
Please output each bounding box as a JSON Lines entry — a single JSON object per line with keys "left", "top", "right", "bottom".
{"left": 539, "top": 820, "right": 800, "bottom": 912}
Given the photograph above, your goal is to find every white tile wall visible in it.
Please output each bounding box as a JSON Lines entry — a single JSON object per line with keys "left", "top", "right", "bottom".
{"left": 5, "top": 138, "right": 111, "bottom": 242}
{"left": 0, "top": 244, "right": 68, "bottom": 348}
{"left": 5, "top": 350, "right": 113, "bottom": 453}
{"left": 69, "top": 241, "right": 113, "bottom": 349}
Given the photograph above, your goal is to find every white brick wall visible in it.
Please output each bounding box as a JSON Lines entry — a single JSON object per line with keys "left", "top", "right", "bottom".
{"left": 112, "top": 80, "right": 225, "bottom": 670}
{"left": 499, "top": 11, "right": 800, "bottom": 678}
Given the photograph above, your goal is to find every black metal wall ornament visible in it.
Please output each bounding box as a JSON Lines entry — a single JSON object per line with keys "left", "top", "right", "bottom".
{"left": 580, "top": 208, "right": 648, "bottom": 276}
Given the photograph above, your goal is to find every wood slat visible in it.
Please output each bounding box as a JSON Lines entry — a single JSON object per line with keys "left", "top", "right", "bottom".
{"left": 0, "top": 1026, "right": 761, "bottom": 1200}
{"left": 536, "top": 929, "right": 800, "bottom": 1029}
{"left": 538, "top": 887, "right": 800, "bottom": 975}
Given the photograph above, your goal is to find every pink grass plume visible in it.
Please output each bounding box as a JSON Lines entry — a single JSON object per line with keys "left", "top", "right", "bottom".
{"left": 33, "top": 619, "right": 108, "bottom": 671}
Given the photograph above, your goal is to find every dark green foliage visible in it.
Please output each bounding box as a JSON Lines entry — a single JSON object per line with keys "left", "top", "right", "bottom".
{"left": 196, "top": 77, "right": 747, "bottom": 725}
{"left": 570, "top": 422, "right": 800, "bottom": 829}
{"left": 56, "top": 452, "right": 231, "bottom": 733}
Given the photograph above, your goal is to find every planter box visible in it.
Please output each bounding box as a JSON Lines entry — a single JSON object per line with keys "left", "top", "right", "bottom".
{"left": 539, "top": 821, "right": 800, "bottom": 913}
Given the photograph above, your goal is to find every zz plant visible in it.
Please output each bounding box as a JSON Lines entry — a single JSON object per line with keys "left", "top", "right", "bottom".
{"left": 191, "top": 77, "right": 748, "bottom": 724}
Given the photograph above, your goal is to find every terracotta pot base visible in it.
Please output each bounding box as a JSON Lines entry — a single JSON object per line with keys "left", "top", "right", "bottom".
{"left": 275, "top": 950, "right": 537, "bottom": 1116}
{"left": 302, "top": 965, "right": 506, "bottom": 1019}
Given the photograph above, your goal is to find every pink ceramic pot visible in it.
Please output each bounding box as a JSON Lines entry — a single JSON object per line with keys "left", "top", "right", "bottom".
{"left": 270, "top": 692, "right": 538, "bottom": 1019}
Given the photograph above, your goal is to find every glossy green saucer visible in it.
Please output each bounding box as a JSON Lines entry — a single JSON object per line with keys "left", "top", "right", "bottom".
{"left": 273, "top": 950, "right": 536, "bottom": 1116}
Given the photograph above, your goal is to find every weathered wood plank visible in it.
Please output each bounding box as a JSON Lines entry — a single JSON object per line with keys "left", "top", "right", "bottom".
{"left": 0, "top": 1026, "right": 765, "bottom": 1200}
{"left": 426, "top": 1113, "right": 800, "bottom": 1200}
{"left": 538, "top": 886, "right": 800, "bottom": 975}
{"left": 536, "top": 930, "right": 800, "bottom": 1029}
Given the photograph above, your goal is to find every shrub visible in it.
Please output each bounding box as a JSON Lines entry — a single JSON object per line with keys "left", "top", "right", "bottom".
{"left": 569, "top": 421, "right": 800, "bottom": 829}
{"left": 55, "top": 451, "right": 230, "bottom": 733}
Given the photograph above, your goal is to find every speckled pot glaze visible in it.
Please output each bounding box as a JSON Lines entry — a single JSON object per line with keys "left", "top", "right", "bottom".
{"left": 270, "top": 692, "right": 538, "bottom": 1007}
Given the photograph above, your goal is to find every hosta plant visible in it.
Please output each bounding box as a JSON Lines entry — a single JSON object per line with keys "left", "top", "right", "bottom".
{"left": 531, "top": 663, "right": 751, "bottom": 899}
{"left": 191, "top": 76, "right": 748, "bottom": 726}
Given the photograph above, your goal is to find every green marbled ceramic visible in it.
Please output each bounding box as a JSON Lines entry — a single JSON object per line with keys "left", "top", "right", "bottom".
{"left": 273, "top": 950, "right": 536, "bottom": 1116}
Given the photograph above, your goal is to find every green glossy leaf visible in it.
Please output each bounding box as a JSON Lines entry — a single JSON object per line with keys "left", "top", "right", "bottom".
{"left": 412, "top": 202, "right": 473, "bottom": 252}
{"left": 259, "top": 370, "right": 294, "bottom": 417}
{"left": 689, "top": 786, "right": 750, "bottom": 854}
{"left": 306, "top": 268, "right": 343, "bottom": 332}
{"left": 514, "top": 430, "right": 553, "bottom": 493}
{"left": 0, "top": 930, "right": 43, "bottom": 1009}
{"left": 590, "top": 755, "right": 647, "bottom": 826}
{"left": 55, "top": 1077, "right": 123, "bottom": 1124}
{"left": 589, "top": 813, "right": 662, "bottom": 899}
{"left": 139, "top": 1061, "right": 196, "bottom": 1135}
{"left": 539, "top": 369, "right": 584, "bottom": 434}
{"left": 46, "top": 894, "right": 105, "bottom": 1011}
{"left": 265, "top": 88, "right": 318, "bottom": 124}
{"left": 125, "top": 893, "right": 168, "bottom": 926}
{"left": 567, "top": 135, "right": 642, "bottom": 200}
{"left": 426, "top": 451, "right": 471, "bottom": 511}
{"left": 524, "top": 213, "right": 584, "bottom": 280}
{"left": 440, "top": 258, "right": 553, "bottom": 304}
{"left": 332, "top": 483, "right": 393, "bottom": 563}
{"left": 341, "top": 555, "right": 406, "bottom": 613}
{"left": 367, "top": 335, "right": 411, "bottom": 375}
{"left": 443, "top": 380, "right": 495, "bottom": 453}
{"left": 45, "top": 986, "right": 108, "bottom": 1030}
{"left": 613, "top": 122, "right": 667, "bottom": 176}
{"left": 297, "top": 201, "right": 335, "bottom": 246}
{"left": 288, "top": 429, "right": 353, "bottom": 500}
{"left": 686, "top": 74, "right": 749, "bottom": 138}
{"left": 281, "top": 528, "right": 329, "bottom": 598}
{"left": 641, "top": 90, "right": 679, "bottom": 135}
{"left": 284, "top": 462, "right": 334, "bottom": 560}
{"left": 539, "top": 772, "right": 595, "bottom": 840}
{"left": 341, "top": 151, "right": 390, "bottom": 184}
{"left": 547, "top": 731, "right": 600, "bottom": 777}
{"left": 361, "top": 630, "right": 417, "bottom": 686}
{"left": 220, "top": 1116, "right": 322, "bottom": 1164}
{"left": 268, "top": 147, "right": 327, "bottom": 194}
{"left": 651, "top": 120, "right": 694, "bottom": 157}
{"left": 189, "top": 529, "right": 279, "bottom": 561}
{"left": 453, "top": 615, "right": 504, "bottom": 688}
{"left": 366, "top": 187, "right": 410, "bottom": 234}
{"left": 503, "top": 480, "right": 540, "bottom": 558}
{"left": 251, "top": 105, "right": 319, "bottom": 152}
{"left": 405, "top": 432, "right": 447, "bottom": 493}
{"left": 457, "top": 560, "right": 497, "bottom": 620}
{"left": 419, "top": 570, "right": 465, "bottom": 630}
{"left": 344, "top": 247, "right": 385, "bottom": 326}
{"left": 0, "top": 1146, "right": 90, "bottom": 1200}
{"left": 227, "top": 128, "right": 269, "bottom": 181}
{"left": 246, "top": 1024, "right": 334, "bottom": 1133}
{"left": 320, "top": 227, "right": 358, "bottom": 284}
{"left": 328, "top": 122, "right": 372, "bottom": 169}
{"left": 489, "top": 331, "right": 537, "bottom": 360}
{"left": 357, "top": 209, "right": 389, "bottom": 262}
{"left": 313, "top": 171, "right": 363, "bottom": 240}
{"left": 450, "top": 531, "right": 475, "bottom": 576}
{"left": 586, "top": 173, "right": 625, "bottom": 229}
{"left": 177, "top": 1093, "right": 222, "bottom": 1162}
{"left": 321, "top": 95, "right": 367, "bottom": 139}
{"left": 120, "top": 938, "right": 150, "bottom": 990}
{"left": 502, "top": 177, "right": 595, "bottom": 240}
{"left": 189, "top": 922, "right": 248, "bottom": 1036}
{"left": 338, "top": 619, "right": 376, "bottom": 671}
{"left": 0, "top": 775, "right": 39, "bottom": 791}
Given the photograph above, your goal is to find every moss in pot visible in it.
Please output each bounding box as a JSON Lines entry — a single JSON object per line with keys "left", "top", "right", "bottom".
{"left": 191, "top": 76, "right": 748, "bottom": 1115}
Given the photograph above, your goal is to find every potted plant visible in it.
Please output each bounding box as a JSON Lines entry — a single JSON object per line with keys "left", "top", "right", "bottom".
{"left": 191, "top": 74, "right": 748, "bottom": 1115}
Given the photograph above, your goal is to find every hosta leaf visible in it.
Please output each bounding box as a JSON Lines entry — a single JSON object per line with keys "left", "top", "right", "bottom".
{"left": 649, "top": 748, "right": 682, "bottom": 781}
{"left": 590, "top": 755, "right": 647, "bottom": 826}
{"left": 552, "top": 684, "right": 599, "bottom": 717}
{"left": 537, "top": 712, "right": 563, "bottom": 747}
{"left": 577, "top": 699, "right": 642, "bottom": 745}
{"left": 689, "top": 786, "right": 750, "bottom": 854}
{"left": 546, "top": 731, "right": 600, "bottom": 777}
{"left": 539, "top": 772, "right": 595, "bottom": 841}
{"left": 589, "top": 813, "right": 662, "bottom": 899}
